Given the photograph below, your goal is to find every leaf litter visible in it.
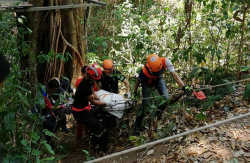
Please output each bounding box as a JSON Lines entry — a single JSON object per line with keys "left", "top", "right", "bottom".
{"left": 57, "top": 83, "right": 250, "bottom": 162}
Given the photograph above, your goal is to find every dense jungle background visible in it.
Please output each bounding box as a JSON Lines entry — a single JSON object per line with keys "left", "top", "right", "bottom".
{"left": 0, "top": 0, "right": 250, "bottom": 162}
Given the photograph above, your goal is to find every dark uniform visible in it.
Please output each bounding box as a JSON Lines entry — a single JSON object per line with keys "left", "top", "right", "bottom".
{"left": 98, "top": 70, "right": 125, "bottom": 93}
{"left": 72, "top": 78, "right": 107, "bottom": 152}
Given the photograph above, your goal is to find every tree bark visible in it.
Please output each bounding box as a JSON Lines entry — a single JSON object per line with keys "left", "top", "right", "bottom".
{"left": 25, "top": 0, "right": 87, "bottom": 86}
{"left": 25, "top": 0, "right": 45, "bottom": 96}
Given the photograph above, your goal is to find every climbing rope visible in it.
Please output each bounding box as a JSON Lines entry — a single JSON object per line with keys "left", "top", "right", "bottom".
{"left": 130, "top": 78, "right": 250, "bottom": 102}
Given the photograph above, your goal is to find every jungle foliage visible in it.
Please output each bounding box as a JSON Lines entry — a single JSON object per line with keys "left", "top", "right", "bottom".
{"left": 0, "top": 0, "right": 250, "bottom": 162}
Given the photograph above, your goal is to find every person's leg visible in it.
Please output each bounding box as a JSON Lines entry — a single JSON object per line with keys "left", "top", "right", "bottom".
{"left": 73, "top": 111, "right": 108, "bottom": 153}
{"left": 59, "top": 114, "right": 69, "bottom": 133}
{"left": 134, "top": 85, "right": 152, "bottom": 131}
{"left": 154, "top": 78, "right": 170, "bottom": 119}
{"left": 76, "top": 121, "right": 84, "bottom": 138}
{"left": 43, "top": 117, "right": 57, "bottom": 144}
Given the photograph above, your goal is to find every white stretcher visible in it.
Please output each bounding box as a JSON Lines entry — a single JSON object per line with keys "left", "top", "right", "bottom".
{"left": 93, "top": 90, "right": 133, "bottom": 118}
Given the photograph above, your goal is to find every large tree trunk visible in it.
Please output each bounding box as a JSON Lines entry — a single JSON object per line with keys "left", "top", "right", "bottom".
{"left": 26, "top": 0, "right": 87, "bottom": 86}
{"left": 25, "top": 0, "right": 45, "bottom": 96}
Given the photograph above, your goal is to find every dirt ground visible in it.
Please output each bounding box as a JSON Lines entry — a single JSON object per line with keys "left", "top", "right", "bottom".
{"left": 55, "top": 86, "right": 250, "bottom": 162}
{"left": 55, "top": 111, "right": 250, "bottom": 163}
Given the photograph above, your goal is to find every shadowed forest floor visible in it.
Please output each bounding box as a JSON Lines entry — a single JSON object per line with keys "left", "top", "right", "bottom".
{"left": 55, "top": 85, "right": 250, "bottom": 163}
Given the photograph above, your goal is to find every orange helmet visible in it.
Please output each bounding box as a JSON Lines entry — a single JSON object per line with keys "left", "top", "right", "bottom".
{"left": 146, "top": 54, "right": 162, "bottom": 72}
{"left": 102, "top": 59, "right": 114, "bottom": 72}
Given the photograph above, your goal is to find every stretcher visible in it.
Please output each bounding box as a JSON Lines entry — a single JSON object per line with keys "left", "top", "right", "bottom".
{"left": 91, "top": 90, "right": 133, "bottom": 118}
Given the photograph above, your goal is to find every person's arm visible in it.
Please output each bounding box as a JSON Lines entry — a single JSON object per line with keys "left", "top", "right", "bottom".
{"left": 134, "top": 78, "right": 140, "bottom": 95}
{"left": 170, "top": 71, "right": 185, "bottom": 88}
{"left": 123, "top": 78, "right": 130, "bottom": 92}
{"left": 44, "top": 97, "right": 65, "bottom": 110}
{"left": 93, "top": 91, "right": 100, "bottom": 100}
{"left": 87, "top": 93, "right": 106, "bottom": 106}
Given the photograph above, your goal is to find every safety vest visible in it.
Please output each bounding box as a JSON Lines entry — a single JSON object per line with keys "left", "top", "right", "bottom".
{"left": 142, "top": 57, "right": 166, "bottom": 84}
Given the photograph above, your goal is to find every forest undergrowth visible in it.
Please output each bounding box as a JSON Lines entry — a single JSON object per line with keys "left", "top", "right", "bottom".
{"left": 55, "top": 81, "right": 250, "bottom": 163}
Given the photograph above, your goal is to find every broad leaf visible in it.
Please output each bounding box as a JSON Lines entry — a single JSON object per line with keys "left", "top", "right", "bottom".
{"left": 21, "top": 139, "right": 28, "bottom": 147}
{"left": 243, "top": 84, "right": 250, "bottom": 99}
{"left": 42, "top": 141, "right": 55, "bottom": 155}
{"left": 17, "top": 91, "right": 29, "bottom": 106}
{"left": 4, "top": 112, "right": 15, "bottom": 130}
{"left": 240, "top": 67, "right": 250, "bottom": 72}
{"left": 43, "top": 129, "right": 59, "bottom": 140}
{"left": 32, "top": 149, "right": 42, "bottom": 156}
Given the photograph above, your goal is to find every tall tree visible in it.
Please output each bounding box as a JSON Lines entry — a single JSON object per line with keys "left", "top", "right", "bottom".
{"left": 25, "top": 0, "right": 87, "bottom": 87}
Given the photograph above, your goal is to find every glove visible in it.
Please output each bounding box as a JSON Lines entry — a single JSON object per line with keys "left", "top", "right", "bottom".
{"left": 124, "top": 92, "right": 131, "bottom": 98}
{"left": 105, "top": 101, "right": 116, "bottom": 107}
{"left": 182, "top": 85, "right": 192, "bottom": 96}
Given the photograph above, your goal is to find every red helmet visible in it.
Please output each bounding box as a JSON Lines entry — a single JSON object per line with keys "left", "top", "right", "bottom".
{"left": 102, "top": 59, "right": 114, "bottom": 72}
{"left": 146, "top": 54, "right": 162, "bottom": 72}
{"left": 87, "top": 63, "right": 102, "bottom": 80}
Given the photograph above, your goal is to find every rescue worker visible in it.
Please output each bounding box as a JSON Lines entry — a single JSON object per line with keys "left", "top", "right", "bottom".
{"left": 72, "top": 63, "right": 115, "bottom": 153}
{"left": 75, "top": 66, "right": 98, "bottom": 91}
{"left": 42, "top": 78, "right": 69, "bottom": 144}
{"left": 98, "top": 59, "right": 131, "bottom": 97}
{"left": 133, "top": 54, "right": 192, "bottom": 136}
{"left": 74, "top": 66, "right": 98, "bottom": 138}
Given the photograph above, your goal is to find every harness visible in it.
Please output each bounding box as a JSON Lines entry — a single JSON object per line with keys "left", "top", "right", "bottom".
{"left": 72, "top": 103, "right": 91, "bottom": 112}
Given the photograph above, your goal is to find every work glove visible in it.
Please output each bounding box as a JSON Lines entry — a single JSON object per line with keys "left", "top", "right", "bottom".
{"left": 105, "top": 101, "right": 116, "bottom": 107}
{"left": 124, "top": 92, "right": 131, "bottom": 98}
{"left": 182, "top": 85, "right": 192, "bottom": 96}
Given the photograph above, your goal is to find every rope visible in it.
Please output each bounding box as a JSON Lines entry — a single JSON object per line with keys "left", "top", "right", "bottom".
{"left": 86, "top": 111, "right": 250, "bottom": 163}
{"left": 130, "top": 78, "right": 250, "bottom": 102}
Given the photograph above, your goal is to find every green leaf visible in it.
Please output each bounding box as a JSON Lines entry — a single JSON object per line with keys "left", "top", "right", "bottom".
{"left": 82, "top": 150, "right": 89, "bottom": 155}
{"left": 102, "top": 41, "right": 107, "bottom": 47}
{"left": 17, "top": 91, "right": 29, "bottom": 106}
{"left": 21, "top": 139, "right": 29, "bottom": 147}
{"left": 13, "top": 85, "right": 29, "bottom": 92}
{"left": 32, "top": 149, "right": 42, "bottom": 156}
{"left": 31, "top": 132, "right": 40, "bottom": 141}
{"left": 0, "top": 90, "right": 10, "bottom": 101}
{"left": 226, "top": 29, "right": 231, "bottom": 38}
{"left": 196, "top": 113, "right": 207, "bottom": 120}
{"left": 129, "top": 136, "right": 138, "bottom": 141}
{"left": 27, "top": 28, "right": 32, "bottom": 34}
{"left": 43, "top": 129, "right": 59, "bottom": 140}
{"left": 189, "top": 67, "right": 199, "bottom": 78}
{"left": 36, "top": 156, "right": 41, "bottom": 163}
{"left": 243, "top": 84, "right": 250, "bottom": 99}
{"left": 40, "top": 156, "right": 55, "bottom": 161}
{"left": 4, "top": 112, "right": 15, "bottom": 130}
{"left": 42, "top": 141, "right": 55, "bottom": 155}
{"left": 240, "top": 67, "right": 250, "bottom": 72}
